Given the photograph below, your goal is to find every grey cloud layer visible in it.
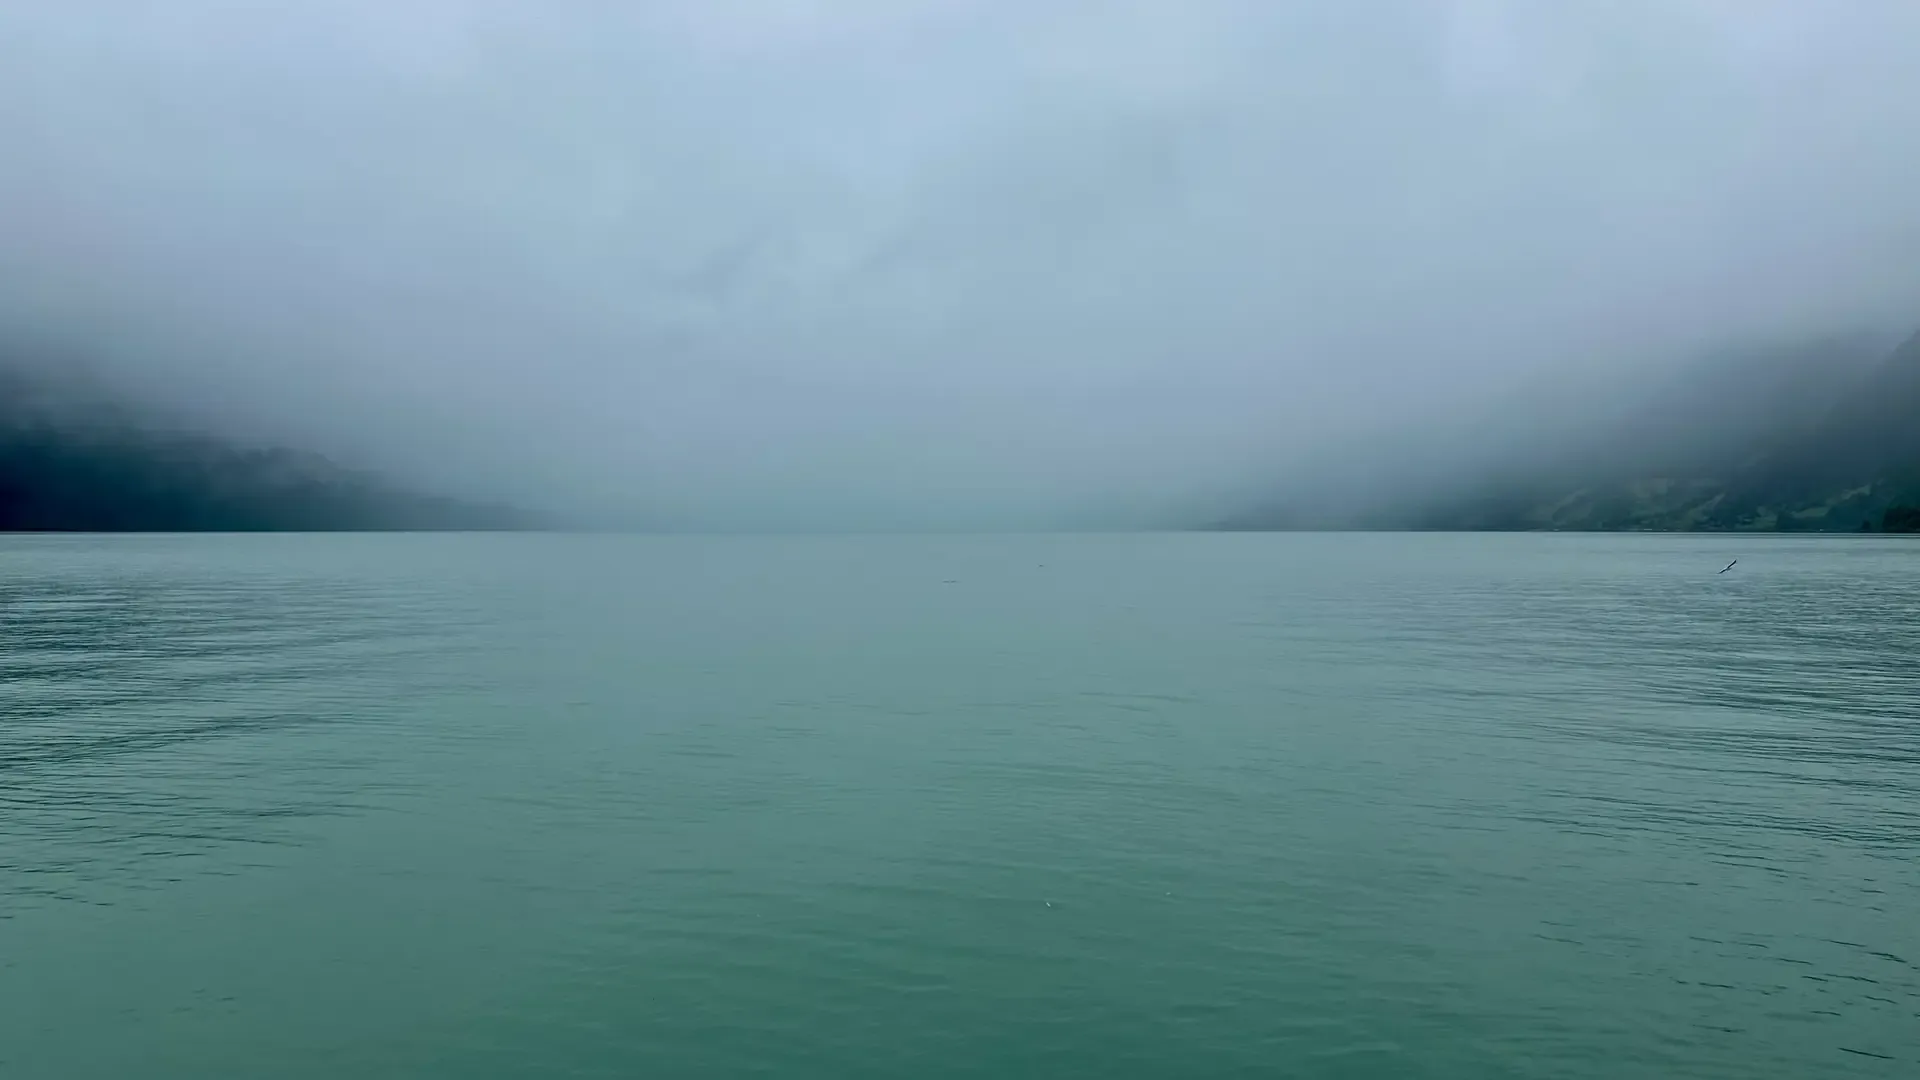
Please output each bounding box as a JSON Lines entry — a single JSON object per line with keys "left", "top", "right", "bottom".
{"left": 3, "top": 1, "right": 1917, "bottom": 527}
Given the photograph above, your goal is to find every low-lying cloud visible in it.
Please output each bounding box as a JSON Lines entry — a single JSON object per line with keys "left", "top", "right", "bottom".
{"left": 3, "top": 1, "right": 1918, "bottom": 528}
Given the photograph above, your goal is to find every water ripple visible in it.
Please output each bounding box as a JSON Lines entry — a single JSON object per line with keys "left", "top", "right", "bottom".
{"left": 2, "top": 533, "right": 1916, "bottom": 1078}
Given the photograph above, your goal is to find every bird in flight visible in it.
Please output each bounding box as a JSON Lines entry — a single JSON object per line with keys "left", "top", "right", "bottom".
{"left": 1719, "top": 559, "right": 1738, "bottom": 574}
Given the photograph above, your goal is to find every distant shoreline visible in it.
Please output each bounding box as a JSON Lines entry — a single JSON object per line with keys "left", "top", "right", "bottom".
{"left": 3, "top": 526, "right": 1914, "bottom": 538}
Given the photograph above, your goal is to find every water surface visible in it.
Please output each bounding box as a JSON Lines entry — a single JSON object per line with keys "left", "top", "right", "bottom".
{"left": 3, "top": 533, "right": 1916, "bottom": 1077}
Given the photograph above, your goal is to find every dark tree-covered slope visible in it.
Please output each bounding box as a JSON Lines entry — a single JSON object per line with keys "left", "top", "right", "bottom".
{"left": 1, "top": 367, "right": 525, "bottom": 532}
{"left": 1223, "top": 327, "right": 1920, "bottom": 533}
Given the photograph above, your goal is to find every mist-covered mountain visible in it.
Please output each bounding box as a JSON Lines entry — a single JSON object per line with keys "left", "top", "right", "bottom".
{"left": 1225, "top": 327, "right": 1920, "bottom": 533}
{"left": 1, "top": 365, "right": 526, "bottom": 531}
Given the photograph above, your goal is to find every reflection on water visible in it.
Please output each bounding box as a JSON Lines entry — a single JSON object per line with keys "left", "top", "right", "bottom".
{"left": 1, "top": 533, "right": 1916, "bottom": 1078}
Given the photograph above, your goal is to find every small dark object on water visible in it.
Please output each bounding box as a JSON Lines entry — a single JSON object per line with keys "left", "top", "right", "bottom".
{"left": 1719, "top": 559, "right": 1738, "bottom": 574}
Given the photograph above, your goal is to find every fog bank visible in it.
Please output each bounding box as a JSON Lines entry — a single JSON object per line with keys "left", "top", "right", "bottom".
{"left": 4, "top": 1, "right": 1918, "bottom": 528}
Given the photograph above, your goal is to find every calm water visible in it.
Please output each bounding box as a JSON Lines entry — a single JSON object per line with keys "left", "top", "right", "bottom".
{"left": 2, "top": 533, "right": 1916, "bottom": 1078}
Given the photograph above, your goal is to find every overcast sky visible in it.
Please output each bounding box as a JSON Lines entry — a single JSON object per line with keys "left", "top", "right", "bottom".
{"left": 3, "top": 1, "right": 1918, "bottom": 528}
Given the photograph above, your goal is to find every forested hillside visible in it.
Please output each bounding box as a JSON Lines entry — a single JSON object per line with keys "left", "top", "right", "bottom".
{"left": 1223, "top": 328, "right": 1920, "bottom": 533}
{"left": 1, "top": 365, "right": 524, "bottom": 531}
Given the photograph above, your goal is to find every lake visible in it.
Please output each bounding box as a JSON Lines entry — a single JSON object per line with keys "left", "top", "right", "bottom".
{"left": 2, "top": 533, "right": 1916, "bottom": 1078}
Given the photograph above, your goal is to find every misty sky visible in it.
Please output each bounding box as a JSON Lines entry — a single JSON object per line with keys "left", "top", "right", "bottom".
{"left": 3, "top": 1, "right": 1919, "bottom": 528}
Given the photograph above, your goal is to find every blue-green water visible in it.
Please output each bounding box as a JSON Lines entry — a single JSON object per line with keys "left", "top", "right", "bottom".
{"left": 2, "top": 533, "right": 1916, "bottom": 1078}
